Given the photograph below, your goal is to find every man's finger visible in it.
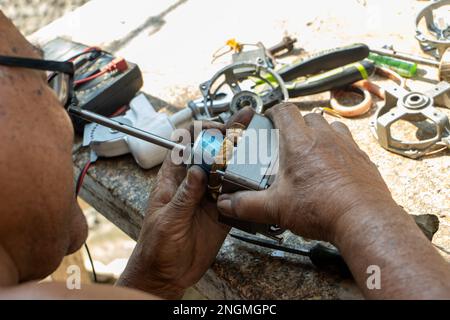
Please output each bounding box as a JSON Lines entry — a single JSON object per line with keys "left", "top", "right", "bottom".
{"left": 158, "top": 152, "right": 186, "bottom": 187}
{"left": 330, "top": 121, "right": 361, "bottom": 149}
{"left": 149, "top": 154, "right": 186, "bottom": 207}
{"left": 265, "top": 103, "right": 306, "bottom": 132}
{"left": 189, "top": 120, "right": 225, "bottom": 138}
{"left": 330, "top": 121, "right": 353, "bottom": 138}
{"left": 304, "top": 113, "right": 332, "bottom": 132}
{"left": 265, "top": 103, "right": 312, "bottom": 155}
{"left": 217, "top": 189, "right": 278, "bottom": 225}
{"left": 225, "top": 106, "right": 255, "bottom": 129}
{"left": 168, "top": 165, "right": 207, "bottom": 215}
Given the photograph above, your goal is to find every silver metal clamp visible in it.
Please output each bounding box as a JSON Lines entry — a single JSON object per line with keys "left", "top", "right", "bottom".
{"left": 370, "top": 82, "right": 450, "bottom": 158}
{"left": 415, "top": 0, "right": 450, "bottom": 58}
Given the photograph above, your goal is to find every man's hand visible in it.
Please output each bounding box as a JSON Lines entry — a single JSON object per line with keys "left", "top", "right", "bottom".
{"left": 118, "top": 107, "right": 255, "bottom": 299}
{"left": 217, "top": 103, "right": 393, "bottom": 242}
{"left": 118, "top": 159, "right": 228, "bottom": 299}
{"left": 217, "top": 103, "right": 450, "bottom": 299}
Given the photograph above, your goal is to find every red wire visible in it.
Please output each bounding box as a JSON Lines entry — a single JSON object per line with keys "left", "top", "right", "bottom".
{"left": 74, "top": 54, "right": 127, "bottom": 86}
{"left": 74, "top": 158, "right": 98, "bottom": 283}
{"left": 47, "top": 47, "right": 103, "bottom": 82}
{"left": 68, "top": 46, "right": 102, "bottom": 62}
{"left": 74, "top": 104, "right": 126, "bottom": 198}
{"left": 82, "top": 46, "right": 102, "bottom": 54}
{"left": 109, "top": 105, "right": 128, "bottom": 117}
{"left": 76, "top": 161, "right": 92, "bottom": 196}
{"left": 74, "top": 69, "right": 108, "bottom": 85}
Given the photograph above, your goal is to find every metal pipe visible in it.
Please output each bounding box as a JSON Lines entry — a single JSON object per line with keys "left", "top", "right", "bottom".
{"left": 69, "top": 106, "right": 186, "bottom": 151}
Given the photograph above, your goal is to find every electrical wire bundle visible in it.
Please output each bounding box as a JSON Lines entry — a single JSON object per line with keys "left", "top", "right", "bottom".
{"left": 47, "top": 46, "right": 128, "bottom": 88}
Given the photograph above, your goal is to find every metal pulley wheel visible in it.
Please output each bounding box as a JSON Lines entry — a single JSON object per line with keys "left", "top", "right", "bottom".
{"left": 199, "top": 61, "right": 289, "bottom": 120}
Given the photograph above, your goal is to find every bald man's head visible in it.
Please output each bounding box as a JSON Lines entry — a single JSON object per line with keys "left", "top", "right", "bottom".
{"left": 0, "top": 11, "right": 87, "bottom": 282}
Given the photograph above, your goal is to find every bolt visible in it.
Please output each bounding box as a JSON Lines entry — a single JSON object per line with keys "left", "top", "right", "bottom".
{"left": 268, "top": 36, "right": 298, "bottom": 57}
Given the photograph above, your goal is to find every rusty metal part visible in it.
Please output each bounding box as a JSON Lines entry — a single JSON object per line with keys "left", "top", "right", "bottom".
{"left": 268, "top": 36, "right": 297, "bottom": 57}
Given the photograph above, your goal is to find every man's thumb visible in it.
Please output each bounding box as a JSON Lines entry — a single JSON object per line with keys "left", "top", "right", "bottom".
{"left": 169, "top": 165, "right": 207, "bottom": 213}
{"left": 217, "top": 189, "right": 277, "bottom": 225}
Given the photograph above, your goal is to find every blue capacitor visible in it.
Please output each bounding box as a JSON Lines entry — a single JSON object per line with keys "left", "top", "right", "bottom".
{"left": 191, "top": 129, "right": 224, "bottom": 172}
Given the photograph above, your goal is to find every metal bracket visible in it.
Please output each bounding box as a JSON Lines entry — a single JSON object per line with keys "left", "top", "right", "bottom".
{"left": 370, "top": 82, "right": 450, "bottom": 158}
{"left": 199, "top": 61, "right": 288, "bottom": 120}
{"left": 415, "top": 0, "right": 450, "bottom": 58}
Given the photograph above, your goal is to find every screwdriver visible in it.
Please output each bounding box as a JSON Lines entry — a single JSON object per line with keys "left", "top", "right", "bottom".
{"left": 371, "top": 47, "right": 450, "bottom": 81}
{"left": 367, "top": 52, "right": 417, "bottom": 78}
{"left": 371, "top": 47, "right": 439, "bottom": 67}
{"left": 230, "top": 233, "right": 351, "bottom": 276}
{"left": 69, "top": 106, "right": 186, "bottom": 152}
{"left": 70, "top": 105, "right": 231, "bottom": 174}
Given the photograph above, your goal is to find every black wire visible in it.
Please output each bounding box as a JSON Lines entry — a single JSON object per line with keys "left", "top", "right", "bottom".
{"left": 47, "top": 49, "right": 102, "bottom": 83}
{"left": 67, "top": 49, "right": 102, "bottom": 64}
{"left": 75, "top": 171, "right": 83, "bottom": 196}
{"left": 75, "top": 161, "right": 91, "bottom": 196}
{"left": 84, "top": 243, "right": 98, "bottom": 283}
{"left": 229, "top": 233, "right": 310, "bottom": 257}
{"left": 76, "top": 161, "right": 97, "bottom": 283}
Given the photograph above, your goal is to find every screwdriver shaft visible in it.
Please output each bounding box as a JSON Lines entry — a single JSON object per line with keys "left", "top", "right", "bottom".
{"left": 371, "top": 48, "right": 439, "bottom": 67}
{"left": 69, "top": 107, "right": 186, "bottom": 151}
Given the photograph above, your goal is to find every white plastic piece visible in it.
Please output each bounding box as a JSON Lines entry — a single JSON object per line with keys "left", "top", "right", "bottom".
{"left": 84, "top": 93, "right": 193, "bottom": 169}
{"left": 83, "top": 117, "right": 131, "bottom": 157}
{"left": 122, "top": 94, "right": 171, "bottom": 169}
{"left": 127, "top": 112, "right": 174, "bottom": 169}
{"left": 90, "top": 130, "right": 130, "bottom": 157}
{"left": 169, "top": 107, "right": 193, "bottom": 128}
